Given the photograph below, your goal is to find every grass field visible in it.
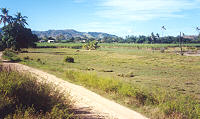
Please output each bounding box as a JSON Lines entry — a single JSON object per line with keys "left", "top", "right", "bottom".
{"left": 37, "top": 42, "right": 200, "bottom": 49}
{"left": 17, "top": 46, "right": 200, "bottom": 118}
{"left": 36, "top": 43, "right": 83, "bottom": 48}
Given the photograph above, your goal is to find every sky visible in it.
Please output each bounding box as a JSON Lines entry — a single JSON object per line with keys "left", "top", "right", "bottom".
{"left": 0, "top": 0, "right": 200, "bottom": 37}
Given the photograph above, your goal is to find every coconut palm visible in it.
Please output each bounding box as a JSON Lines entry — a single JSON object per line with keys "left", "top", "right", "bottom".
{"left": 0, "top": 8, "right": 13, "bottom": 26}
{"left": 196, "top": 27, "right": 200, "bottom": 35}
{"left": 161, "top": 26, "right": 166, "bottom": 37}
{"left": 156, "top": 33, "right": 160, "bottom": 38}
{"left": 161, "top": 26, "right": 166, "bottom": 30}
{"left": 13, "top": 12, "right": 28, "bottom": 27}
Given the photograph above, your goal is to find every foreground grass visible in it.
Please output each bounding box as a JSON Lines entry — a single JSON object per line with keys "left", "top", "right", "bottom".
{"left": 65, "top": 70, "right": 200, "bottom": 119}
{"left": 0, "top": 65, "right": 73, "bottom": 119}
{"left": 17, "top": 47, "right": 200, "bottom": 118}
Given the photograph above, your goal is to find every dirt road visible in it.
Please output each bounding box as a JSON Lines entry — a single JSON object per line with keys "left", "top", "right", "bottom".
{"left": 0, "top": 52, "right": 147, "bottom": 119}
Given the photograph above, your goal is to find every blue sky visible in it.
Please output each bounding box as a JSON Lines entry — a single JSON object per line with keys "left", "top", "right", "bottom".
{"left": 1, "top": 0, "right": 200, "bottom": 37}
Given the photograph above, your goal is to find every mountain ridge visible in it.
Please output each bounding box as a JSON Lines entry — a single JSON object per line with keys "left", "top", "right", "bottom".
{"left": 32, "top": 29, "right": 118, "bottom": 39}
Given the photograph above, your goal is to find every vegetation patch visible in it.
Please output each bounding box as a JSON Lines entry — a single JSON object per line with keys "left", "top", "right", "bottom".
{"left": 64, "top": 56, "right": 74, "bottom": 63}
{"left": 117, "top": 72, "right": 135, "bottom": 78}
{"left": 36, "top": 43, "right": 83, "bottom": 49}
{"left": 2, "top": 50, "right": 21, "bottom": 62}
{"left": 0, "top": 66, "right": 73, "bottom": 119}
{"left": 23, "top": 56, "right": 30, "bottom": 60}
{"left": 65, "top": 70, "right": 200, "bottom": 119}
{"left": 82, "top": 40, "right": 99, "bottom": 50}
{"left": 17, "top": 47, "right": 200, "bottom": 118}
{"left": 101, "top": 69, "right": 114, "bottom": 72}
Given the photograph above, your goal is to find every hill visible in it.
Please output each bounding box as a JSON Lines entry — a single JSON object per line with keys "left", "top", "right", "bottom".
{"left": 32, "top": 29, "right": 117, "bottom": 39}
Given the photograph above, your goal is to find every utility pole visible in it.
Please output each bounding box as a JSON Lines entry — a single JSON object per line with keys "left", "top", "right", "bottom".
{"left": 179, "top": 32, "right": 183, "bottom": 56}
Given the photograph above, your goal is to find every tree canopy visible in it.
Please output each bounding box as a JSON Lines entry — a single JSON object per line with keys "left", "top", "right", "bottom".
{"left": 0, "top": 8, "right": 38, "bottom": 51}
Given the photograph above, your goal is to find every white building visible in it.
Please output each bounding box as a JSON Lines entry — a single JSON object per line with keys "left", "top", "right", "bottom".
{"left": 48, "top": 40, "right": 55, "bottom": 43}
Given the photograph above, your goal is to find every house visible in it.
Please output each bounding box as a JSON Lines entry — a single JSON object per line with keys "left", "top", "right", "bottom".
{"left": 81, "top": 40, "right": 86, "bottom": 43}
{"left": 48, "top": 40, "right": 55, "bottom": 43}
{"left": 39, "top": 40, "right": 46, "bottom": 43}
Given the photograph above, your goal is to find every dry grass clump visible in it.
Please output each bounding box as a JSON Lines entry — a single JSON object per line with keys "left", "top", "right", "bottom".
{"left": 0, "top": 65, "right": 73, "bottom": 119}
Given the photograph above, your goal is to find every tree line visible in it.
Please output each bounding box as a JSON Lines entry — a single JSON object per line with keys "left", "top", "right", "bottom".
{"left": 0, "top": 8, "right": 38, "bottom": 51}
{"left": 100, "top": 33, "right": 200, "bottom": 44}
{"left": 39, "top": 32, "right": 200, "bottom": 44}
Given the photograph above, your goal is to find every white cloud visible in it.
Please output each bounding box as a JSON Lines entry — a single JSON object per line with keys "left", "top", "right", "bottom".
{"left": 96, "top": 0, "right": 200, "bottom": 21}
{"left": 78, "top": 21, "right": 133, "bottom": 36}
{"left": 74, "top": 0, "right": 200, "bottom": 36}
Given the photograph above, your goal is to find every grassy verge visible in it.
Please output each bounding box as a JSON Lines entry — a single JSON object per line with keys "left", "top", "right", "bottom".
{"left": 0, "top": 65, "right": 73, "bottom": 119}
{"left": 65, "top": 70, "right": 200, "bottom": 119}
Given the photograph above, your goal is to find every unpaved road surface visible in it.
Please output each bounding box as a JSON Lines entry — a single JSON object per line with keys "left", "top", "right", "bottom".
{"left": 0, "top": 52, "right": 147, "bottom": 119}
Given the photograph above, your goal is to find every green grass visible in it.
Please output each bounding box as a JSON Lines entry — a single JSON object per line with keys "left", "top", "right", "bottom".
{"left": 17, "top": 46, "right": 200, "bottom": 118}
{"left": 2, "top": 50, "right": 21, "bottom": 62}
{"left": 100, "top": 43, "right": 200, "bottom": 48}
{"left": 65, "top": 70, "right": 200, "bottom": 119}
{"left": 37, "top": 42, "right": 200, "bottom": 49}
{"left": 0, "top": 65, "right": 73, "bottom": 119}
{"left": 36, "top": 43, "right": 83, "bottom": 49}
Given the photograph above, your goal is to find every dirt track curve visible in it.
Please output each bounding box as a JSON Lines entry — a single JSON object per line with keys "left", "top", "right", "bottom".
{"left": 0, "top": 52, "right": 148, "bottom": 119}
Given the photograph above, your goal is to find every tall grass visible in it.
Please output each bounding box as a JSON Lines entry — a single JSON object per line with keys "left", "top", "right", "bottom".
{"left": 65, "top": 70, "right": 200, "bottom": 119}
{"left": 0, "top": 65, "right": 73, "bottom": 119}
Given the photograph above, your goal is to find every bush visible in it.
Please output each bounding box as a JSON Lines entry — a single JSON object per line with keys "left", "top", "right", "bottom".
{"left": 160, "top": 47, "right": 165, "bottom": 53}
{"left": 2, "top": 49, "right": 21, "bottom": 62}
{"left": 83, "top": 40, "right": 99, "bottom": 50}
{"left": 0, "top": 66, "right": 73, "bottom": 118}
{"left": 23, "top": 56, "right": 30, "bottom": 60}
{"left": 36, "top": 58, "right": 41, "bottom": 62}
{"left": 64, "top": 56, "right": 74, "bottom": 63}
{"left": 36, "top": 58, "right": 45, "bottom": 65}
{"left": 2, "top": 49, "right": 16, "bottom": 58}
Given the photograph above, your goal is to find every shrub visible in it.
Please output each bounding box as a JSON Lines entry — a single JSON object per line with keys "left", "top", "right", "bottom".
{"left": 23, "top": 56, "right": 30, "bottom": 60}
{"left": 2, "top": 49, "right": 21, "bottom": 62}
{"left": 36, "top": 58, "right": 45, "bottom": 65}
{"left": 160, "top": 47, "right": 165, "bottom": 53}
{"left": 0, "top": 66, "right": 73, "bottom": 118}
{"left": 83, "top": 40, "right": 99, "bottom": 50}
{"left": 64, "top": 56, "right": 74, "bottom": 63}
{"left": 36, "top": 58, "right": 41, "bottom": 62}
{"left": 10, "top": 57, "right": 21, "bottom": 62}
{"left": 2, "top": 49, "right": 16, "bottom": 58}
{"left": 21, "top": 50, "right": 29, "bottom": 53}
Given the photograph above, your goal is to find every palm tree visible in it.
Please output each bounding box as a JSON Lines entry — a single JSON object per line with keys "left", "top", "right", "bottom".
{"left": 13, "top": 12, "right": 28, "bottom": 27}
{"left": 196, "top": 27, "right": 200, "bottom": 35}
{"left": 156, "top": 33, "right": 160, "bottom": 38}
{"left": 151, "top": 32, "right": 156, "bottom": 43}
{"left": 161, "top": 26, "right": 166, "bottom": 37}
{"left": 0, "top": 8, "right": 13, "bottom": 26}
